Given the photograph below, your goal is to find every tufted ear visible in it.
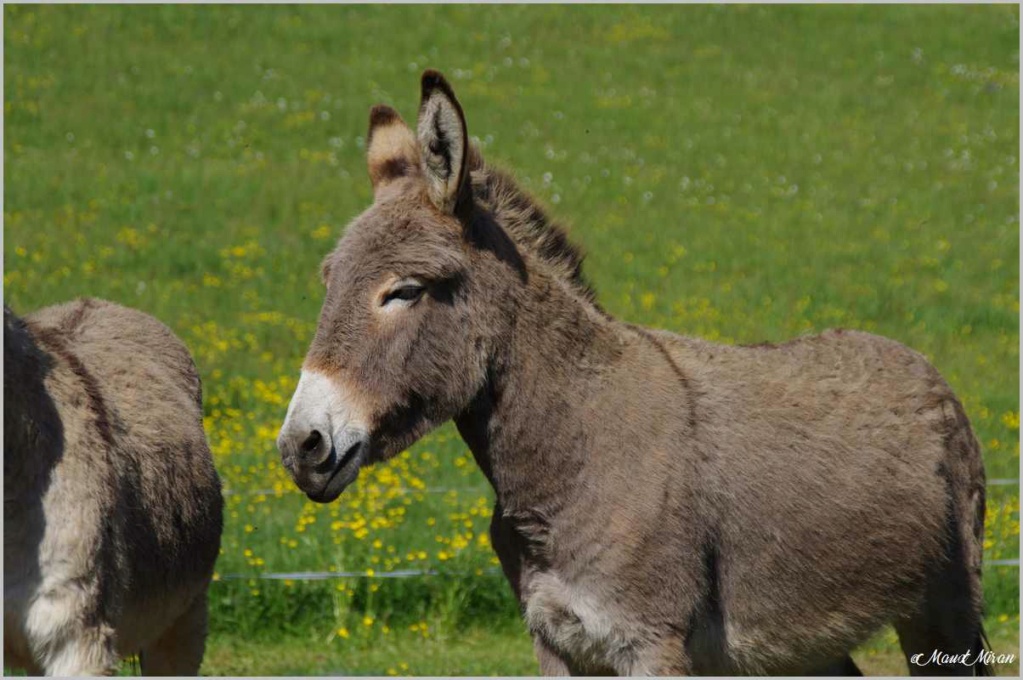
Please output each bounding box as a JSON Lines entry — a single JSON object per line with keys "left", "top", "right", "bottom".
{"left": 417, "top": 70, "right": 469, "bottom": 214}
{"left": 366, "top": 104, "right": 420, "bottom": 194}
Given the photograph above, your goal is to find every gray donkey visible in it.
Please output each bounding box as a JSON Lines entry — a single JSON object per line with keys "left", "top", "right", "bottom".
{"left": 278, "top": 71, "right": 990, "bottom": 676}
{"left": 4, "top": 299, "right": 223, "bottom": 675}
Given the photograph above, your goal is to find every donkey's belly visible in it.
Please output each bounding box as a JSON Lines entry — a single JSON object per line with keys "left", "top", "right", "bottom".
{"left": 521, "top": 567, "right": 871, "bottom": 676}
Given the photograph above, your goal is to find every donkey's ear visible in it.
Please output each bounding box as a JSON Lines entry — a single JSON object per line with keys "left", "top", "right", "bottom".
{"left": 367, "top": 105, "right": 420, "bottom": 193}
{"left": 417, "top": 70, "right": 469, "bottom": 214}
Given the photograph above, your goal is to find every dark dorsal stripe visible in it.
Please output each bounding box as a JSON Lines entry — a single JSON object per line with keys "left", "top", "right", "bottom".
{"left": 29, "top": 322, "right": 117, "bottom": 451}
{"left": 58, "top": 297, "right": 94, "bottom": 337}
{"left": 627, "top": 323, "right": 699, "bottom": 433}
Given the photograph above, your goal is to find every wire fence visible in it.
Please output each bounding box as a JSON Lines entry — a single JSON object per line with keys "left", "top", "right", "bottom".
{"left": 222, "top": 479, "right": 1021, "bottom": 498}
{"left": 217, "top": 559, "right": 1021, "bottom": 583}
{"left": 223, "top": 485, "right": 487, "bottom": 497}
{"left": 217, "top": 567, "right": 496, "bottom": 582}
{"left": 216, "top": 478, "right": 1020, "bottom": 581}
{"left": 216, "top": 478, "right": 1020, "bottom": 580}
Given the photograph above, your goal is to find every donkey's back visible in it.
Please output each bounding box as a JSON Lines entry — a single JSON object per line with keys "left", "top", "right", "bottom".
{"left": 4, "top": 298, "right": 223, "bottom": 675}
{"left": 650, "top": 327, "right": 987, "bottom": 674}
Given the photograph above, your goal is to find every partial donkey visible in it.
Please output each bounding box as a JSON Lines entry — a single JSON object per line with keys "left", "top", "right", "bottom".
{"left": 279, "top": 71, "right": 989, "bottom": 675}
{"left": 4, "top": 299, "right": 223, "bottom": 675}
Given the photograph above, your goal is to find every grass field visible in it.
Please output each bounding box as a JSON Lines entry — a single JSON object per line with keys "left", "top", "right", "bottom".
{"left": 4, "top": 4, "right": 1019, "bottom": 676}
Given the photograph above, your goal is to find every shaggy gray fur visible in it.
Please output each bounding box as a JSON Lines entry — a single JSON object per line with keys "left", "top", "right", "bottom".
{"left": 4, "top": 299, "right": 222, "bottom": 675}
{"left": 280, "top": 71, "right": 990, "bottom": 676}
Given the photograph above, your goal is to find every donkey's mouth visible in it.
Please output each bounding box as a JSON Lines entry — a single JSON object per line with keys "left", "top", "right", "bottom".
{"left": 305, "top": 438, "right": 368, "bottom": 503}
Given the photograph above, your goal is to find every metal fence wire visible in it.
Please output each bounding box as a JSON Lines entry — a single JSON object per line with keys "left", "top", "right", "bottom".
{"left": 222, "top": 479, "right": 1020, "bottom": 498}
{"left": 214, "top": 478, "right": 1021, "bottom": 582}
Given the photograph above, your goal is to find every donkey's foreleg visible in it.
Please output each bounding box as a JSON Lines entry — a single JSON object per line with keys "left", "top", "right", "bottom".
{"left": 490, "top": 509, "right": 576, "bottom": 676}
{"left": 534, "top": 636, "right": 573, "bottom": 676}
{"left": 489, "top": 506, "right": 526, "bottom": 601}
{"left": 627, "top": 636, "right": 694, "bottom": 677}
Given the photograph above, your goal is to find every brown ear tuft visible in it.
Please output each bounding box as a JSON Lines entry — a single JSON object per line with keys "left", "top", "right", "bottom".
{"left": 366, "top": 104, "right": 419, "bottom": 192}
{"left": 369, "top": 104, "right": 402, "bottom": 130}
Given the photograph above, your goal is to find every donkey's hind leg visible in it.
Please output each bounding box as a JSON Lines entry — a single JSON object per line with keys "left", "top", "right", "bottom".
{"left": 25, "top": 586, "right": 118, "bottom": 675}
{"left": 139, "top": 591, "right": 208, "bottom": 676}
{"left": 41, "top": 627, "right": 118, "bottom": 676}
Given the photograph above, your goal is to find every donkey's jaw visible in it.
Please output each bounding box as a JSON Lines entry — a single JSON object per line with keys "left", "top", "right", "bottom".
{"left": 278, "top": 369, "right": 371, "bottom": 502}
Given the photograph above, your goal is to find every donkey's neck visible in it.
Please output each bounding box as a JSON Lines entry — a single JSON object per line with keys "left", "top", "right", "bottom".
{"left": 455, "top": 273, "right": 624, "bottom": 512}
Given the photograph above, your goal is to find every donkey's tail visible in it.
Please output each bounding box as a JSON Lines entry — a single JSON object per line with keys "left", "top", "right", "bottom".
{"left": 951, "top": 394, "right": 994, "bottom": 677}
{"left": 972, "top": 625, "right": 994, "bottom": 676}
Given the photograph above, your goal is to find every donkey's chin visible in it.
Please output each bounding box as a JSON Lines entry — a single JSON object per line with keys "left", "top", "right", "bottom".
{"left": 303, "top": 440, "right": 368, "bottom": 503}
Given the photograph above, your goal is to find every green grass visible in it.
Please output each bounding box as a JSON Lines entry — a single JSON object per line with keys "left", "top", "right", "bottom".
{"left": 4, "top": 4, "right": 1018, "bottom": 676}
{"left": 199, "top": 620, "right": 1023, "bottom": 677}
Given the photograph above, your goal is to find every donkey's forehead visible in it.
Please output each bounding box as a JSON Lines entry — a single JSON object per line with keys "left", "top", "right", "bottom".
{"left": 327, "top": 196, "right": 467, "bottom": 278}
{"left": 342, "top": 193, "right": 457, "bottom": 247}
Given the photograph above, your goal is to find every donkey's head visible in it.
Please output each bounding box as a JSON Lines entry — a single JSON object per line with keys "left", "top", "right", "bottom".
{"left": 278, "top": 71, "right": 523, "bottom": 502}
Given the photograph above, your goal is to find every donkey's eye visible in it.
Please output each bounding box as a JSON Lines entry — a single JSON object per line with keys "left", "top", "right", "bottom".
{"left": 381, "top": 282, "right": 426, "bottom": 307}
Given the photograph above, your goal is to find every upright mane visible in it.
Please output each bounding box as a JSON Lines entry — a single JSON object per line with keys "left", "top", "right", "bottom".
{"left": 466, "top": 147, "right": 603, "bottom": 312}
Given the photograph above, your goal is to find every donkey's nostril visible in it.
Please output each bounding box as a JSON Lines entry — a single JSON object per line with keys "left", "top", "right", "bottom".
{"left": 300, "top": 430, "right": 323, "bottom": 454}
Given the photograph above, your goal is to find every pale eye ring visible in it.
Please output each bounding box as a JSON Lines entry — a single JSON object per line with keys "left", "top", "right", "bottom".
{"left": 381, "top": 280, "right": 426, "bottom": 307}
